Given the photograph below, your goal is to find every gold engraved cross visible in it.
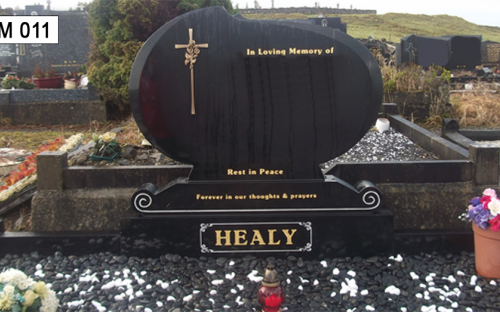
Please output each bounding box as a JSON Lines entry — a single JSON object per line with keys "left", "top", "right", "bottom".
{"left": 175, "top": 28, "right": 209, "bottom": 115}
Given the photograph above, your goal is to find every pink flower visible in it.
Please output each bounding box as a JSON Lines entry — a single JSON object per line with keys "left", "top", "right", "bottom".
{"left": 481, "top": 195, "right": 492, "bottom": 209}
{"left": 483, "top": 188, "right": 497, "bottom": 198}
{"left": 491, "top": 215, "right": 500, "bottom": 231}
{"left": 468, "top": 205, "right": 473, "bottom": 211}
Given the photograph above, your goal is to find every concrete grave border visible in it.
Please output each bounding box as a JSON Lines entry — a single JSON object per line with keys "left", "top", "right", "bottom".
{"left": 1, "top": 103, "right": 496, "bottom": 257}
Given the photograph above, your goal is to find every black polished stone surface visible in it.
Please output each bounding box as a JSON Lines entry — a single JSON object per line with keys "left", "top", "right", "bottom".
{"left": 127, "top": 7, "right": 386, "bottom": 255}
{"left": 17, "top": 12, "right": 91, "bottom": 76}
{"left": 0, "top": 232, "right": 120, "bottom": 258}
{"left": 121, "top": 209, "right": 394, "bottom": 259}
{"left": 0, "top": 230, "right": 473, "bottom": 258}
{"left": 131, "top": 177, "right": 382, "bottom": 214}
{"left": 0, "top": 44, "right": 17, "bottom": 67}
{"left": 129, "top": 6, "right": 382, "bottom": 181}
{"left": 400, "top": 34, "right": 481, "bottom": 70}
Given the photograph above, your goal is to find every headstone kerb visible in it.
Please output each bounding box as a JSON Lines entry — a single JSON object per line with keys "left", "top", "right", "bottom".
{"left": 36, "top": 151, "right": 68, "bottom": 191}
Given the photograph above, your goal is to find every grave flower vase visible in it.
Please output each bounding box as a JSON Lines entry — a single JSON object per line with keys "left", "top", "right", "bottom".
{"left": 64, "top": 79, "right": 77, "bottom": 89}
{"left": 472, "top": 223, "right": 500, "bottom": 279}
{"left": 34, "top": 76, "right": 63, "bottom": 89}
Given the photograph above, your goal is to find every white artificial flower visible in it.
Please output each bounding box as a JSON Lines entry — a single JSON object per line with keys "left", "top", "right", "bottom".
{"left": 2, "top": 285, "right": 14, "bottom": 295}
{"left": 40, "top": 290, "right": 59, "bottom": 312}
{"left": 58, "top": 133, "right": 84, "bottom": 152}
{"left": 0, "top": 269, "right": 34, "bottom": 290}
{"left": 489, "top": 197, "right": 500, "bottom": 217}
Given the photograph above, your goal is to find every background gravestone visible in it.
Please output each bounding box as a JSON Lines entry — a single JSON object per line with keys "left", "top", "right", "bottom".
{"left": 399, "top": 35, "right": 481, "bottom": 70}
{"left": 0, "top": 44, "right": 17, "bottom": 69}
{"left": 447, "top": 35, "right": 481, "bottom": 70}
{"left": 308, "top": 17, "right": 347, "bottom": 33}
{"left": 481, "top": 41, "right": 500, "bottom": 67}
{"left": 418, "top": 37, "right": 450, "bottom": 68}
{"left": 17, "top": 7, "right": 91, "bottom": 77}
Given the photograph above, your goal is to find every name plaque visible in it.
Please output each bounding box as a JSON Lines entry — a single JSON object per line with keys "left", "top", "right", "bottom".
{"left": 199, "top": 222, "right": 312, "bottom": 253}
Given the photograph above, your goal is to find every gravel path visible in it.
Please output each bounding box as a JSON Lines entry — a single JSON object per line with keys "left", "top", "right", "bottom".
{"left": 0, "top": 251, "right": 495, "bottom": 312}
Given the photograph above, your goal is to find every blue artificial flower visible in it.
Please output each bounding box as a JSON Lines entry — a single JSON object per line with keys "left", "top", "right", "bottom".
{"left": 468, "top": 203, "right": 484, "bottom": 221}
{"left": 474, "top": 208, "right": 491, "bottom": 229}
{"left": 469, "top": 197, "right": 481, "bottom": 206}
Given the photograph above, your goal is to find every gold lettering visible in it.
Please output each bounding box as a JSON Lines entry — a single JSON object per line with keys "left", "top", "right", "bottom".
{"left": 227, "top": 169, "right": 246, "bottom": 175}
{"left": 250, "top": 230, "right": 266, "bottom": 245}
{"left": 289, "top": 47, "right": 296, "bottom": 54}
{"left": 268, "top": 229, "right": 281, "bottom": 245}
{"left": 234, "top": 230, "right": 248, "bottom": 246}
{"left": 215, "top": 230, "right": 232, "bottom": 246}
{"left": 282, "top": 229, "right": 297, "bottom": 245}
{"left": 258, "top": 169, "right": 284, "bottom": 175}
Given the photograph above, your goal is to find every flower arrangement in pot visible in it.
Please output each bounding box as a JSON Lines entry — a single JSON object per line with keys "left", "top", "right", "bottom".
{"left": 90, "top": 132, "right": 121, "bottom": 161}
{"left": 32, "top": 65, "right": 62, "bottom": 89}
{"left": 1, "top": 74, "right": 19, "bottom": 89}
{"left": 63, "top": 71, "right": 79, "bottom": 89}
{"left": 463, "top": 188, "right": 500, "bottom": 278}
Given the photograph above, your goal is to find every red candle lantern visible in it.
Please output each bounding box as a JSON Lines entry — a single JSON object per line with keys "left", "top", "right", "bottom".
{"left": 258, "top": 264, "right": 285, "bottom": 312}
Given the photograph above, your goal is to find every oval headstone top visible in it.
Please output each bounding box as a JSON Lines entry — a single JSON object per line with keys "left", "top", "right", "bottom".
{"left": 129, "top": 7, "right": 382, "bottom": 181}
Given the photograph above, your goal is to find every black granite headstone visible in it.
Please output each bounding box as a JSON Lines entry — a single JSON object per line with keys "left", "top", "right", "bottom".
{"left": 418, "top": 37, "right": 449, "bottom": 68}
{"left": 400, "top": 34, "right": 419, "bottom": 64}
{"left": 399, "top": 34, "right": 481, "bottom": 70}
{"left": 17, "top": 11, "right": 91, "bottom": 76}
{"left": 0, "top": 44, "right": 17, "bottom": 67}
{"left": 127, "top": 7, "right": 390, "bottom": 257}
{"left": 307, "top": 17, "right": 347, "bottom": 33}
{"left": 447, "top": 35, "right": 481, "bottom": 70}
{"left": 130, "top": 7, "right": 381, "bottom": 181}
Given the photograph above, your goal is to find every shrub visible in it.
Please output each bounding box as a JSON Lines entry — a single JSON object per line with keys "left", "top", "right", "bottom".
{"left": 87, "top": 0, "right": 235, "bottom": 113}
{"left": 381, "top": 63, "right": 449, "bottom": 94}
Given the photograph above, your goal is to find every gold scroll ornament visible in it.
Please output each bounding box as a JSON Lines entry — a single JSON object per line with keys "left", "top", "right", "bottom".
{"left": 175, "top": 28, "right": 209, "bottom": 115}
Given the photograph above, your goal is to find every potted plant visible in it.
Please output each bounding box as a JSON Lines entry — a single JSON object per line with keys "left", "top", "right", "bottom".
{"left": 1, "top": 74, "right": 35, "bottom": 90}
{"left": 32, "top": 65, "right": 62, "bottom": 89}
{"left": 1, "top": 74, "right": 19, "bottom": 89}
{"left": 463, "top": 188, "right": 500, "bottom": 278}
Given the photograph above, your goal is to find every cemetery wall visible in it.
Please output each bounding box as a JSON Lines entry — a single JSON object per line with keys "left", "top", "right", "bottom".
{"left": 239, "top": 8, "right": 376, "bottom": 15}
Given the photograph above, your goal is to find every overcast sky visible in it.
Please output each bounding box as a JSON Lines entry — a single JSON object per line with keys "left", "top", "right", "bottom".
{"left": 4, "top": 0, "right": 500, "bottom": 27}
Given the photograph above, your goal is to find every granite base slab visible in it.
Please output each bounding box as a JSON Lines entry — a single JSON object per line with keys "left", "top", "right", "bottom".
{"left": 120, "top": 209, "right": 394, "bottom": 259}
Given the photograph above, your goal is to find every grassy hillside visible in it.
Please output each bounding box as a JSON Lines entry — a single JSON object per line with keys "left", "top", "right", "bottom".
{"left": 242, "top": 13, "right": 500, "bottom": 43}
